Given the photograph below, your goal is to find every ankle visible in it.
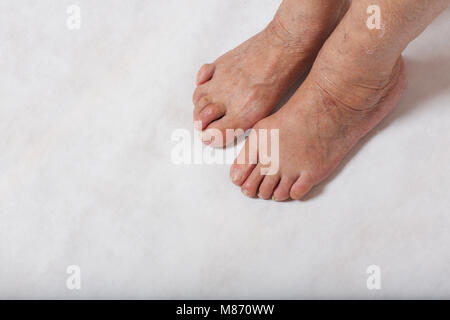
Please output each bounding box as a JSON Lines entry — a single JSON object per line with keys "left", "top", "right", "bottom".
{"left": 267, "top": 0, "right": 349, "bottom": 49}
{"left": 309, "top": 56, "right": 405, "bottom": 112}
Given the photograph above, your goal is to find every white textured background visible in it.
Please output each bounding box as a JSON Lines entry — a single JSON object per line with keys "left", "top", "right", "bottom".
{"left": 0, "top": 0, "right": 449, "bottom": 299}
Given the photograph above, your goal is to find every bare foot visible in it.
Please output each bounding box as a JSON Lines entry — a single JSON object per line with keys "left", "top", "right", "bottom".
{"left": 193, "top": 0, "right": 348, "bottom": 147}
{"left": 229, "top": 1, "right": 411, "bottom": 200}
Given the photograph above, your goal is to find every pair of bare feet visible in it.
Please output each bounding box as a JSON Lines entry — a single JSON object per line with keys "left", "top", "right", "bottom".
{"left": 192, "top": 0, "right": 448, "bottom": 201}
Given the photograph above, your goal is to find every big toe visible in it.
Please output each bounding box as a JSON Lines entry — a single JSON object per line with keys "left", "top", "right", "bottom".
{"left": 230, "top": 136, "right": 258, "bottom": 184}
{"left": 196, "top": 63, "right": 215, "bottom": 86}
{"left": 194, "top": 103, "right": 226, "bottom": 131}
{"left": 202, "top": 116, "right": 243, "bottom": 147}
{"left": 230, "top": 161, "right": 255, "bottom": 187}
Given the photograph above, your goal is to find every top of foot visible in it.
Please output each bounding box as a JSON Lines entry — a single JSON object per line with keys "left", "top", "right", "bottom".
{"left": 193, "top": 0, "right": 349, "bottom": 147}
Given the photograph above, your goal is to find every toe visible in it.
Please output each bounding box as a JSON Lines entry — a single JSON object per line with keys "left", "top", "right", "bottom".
{"left": 196, "top": 63, "right": 215, "bottom": 86}
{"left": 202, "top": 116, "right": 242, "bottom": 147}
{"left": 290, "top": 174, "right": 314, "bottom": 200}
{"left": 230, "top": 162, "right": 255, "bottom": 187}
{"left": 192, "top": 86, "right": 208, "bottom": 106}
{"left": 194, "top": 103, "right": 226, "bottom": 131}
{"left": 240, "top": 164, "right": 264, "bottom": 198}
{"left": 258, "top": 174, "right": 281, "bottom": 200}
{"left": 230, "top": 137, "right": 258, "bottom": 185}
{"left": 273, "top": 176, "right": 298, "bottom": 202}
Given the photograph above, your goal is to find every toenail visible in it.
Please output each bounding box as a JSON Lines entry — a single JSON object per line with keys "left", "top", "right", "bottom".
{"left": 201, "top": 131, "right": 212, "bottom": 144}
{"left": 231, "top": 171, "right": 241, "bottom": 182}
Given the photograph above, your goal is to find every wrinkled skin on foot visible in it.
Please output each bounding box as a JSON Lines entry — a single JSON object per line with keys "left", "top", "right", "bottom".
{"left": 193, "top": 0, "right": 349, "bottom": 147}
{"left": 230, "top": 57, "right": 407, "bottom": 201}
{"left": 228, "top": 2, "right": 411, "bottom": 201}
{"left": 192, "top": 27, "right": 309, "bottom": 146}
